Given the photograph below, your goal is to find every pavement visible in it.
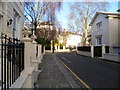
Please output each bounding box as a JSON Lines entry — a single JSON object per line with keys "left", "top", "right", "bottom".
{"left": 36, "top": 52, "right": 83, "bottom": 89}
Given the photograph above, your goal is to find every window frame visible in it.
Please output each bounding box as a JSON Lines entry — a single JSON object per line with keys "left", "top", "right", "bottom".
{"left": 96, "top": 35, "right": 102, "bottom": 46}
{"left": 96, "top": 21, "right": 102, "bottom": 31}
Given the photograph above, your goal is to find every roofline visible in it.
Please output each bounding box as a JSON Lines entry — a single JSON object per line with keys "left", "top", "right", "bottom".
{"left": 89, "top": 12, "right": 98, "bottom": 26}
{"left": 89, "top": 11, "right": 120, "bottom": 26}
{"left": 98, "top": 11, "right": 120, "bottom": 15}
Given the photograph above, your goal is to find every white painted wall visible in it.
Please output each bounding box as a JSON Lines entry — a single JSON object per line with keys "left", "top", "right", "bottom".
{"left": 58, "top": 35, "right": 63, "bottom": 44}
{"left": 37, "top": 24, "right": 53, "bottom": 30}
{"left": 109, "top": 18, "right": 119, "bottom": 46}
{"left": 0, "top": 1, "right": 24, "bottom": 83}
{"left": 66, "top": 34, "right": 82, "bottom": 47}
{"left": 91, "top": 14, "right": 109, "bottom": 46}
{"left": 91, "top": 13, "right": 119, "bottom": 47}
{"left": 103, "top": 53, "right": 120, "bottom": 62}
{"left": 0, "top": 2, "right": 3, "bottom": 34}
{"left": 0, "top": 2, "right": 24, "bottom": 39}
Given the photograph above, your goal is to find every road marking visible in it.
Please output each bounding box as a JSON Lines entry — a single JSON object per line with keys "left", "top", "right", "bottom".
{"left": 62, "top": 57, "right": 71, "bottom": 63}
{"left": 57, "top": 57, "right": 92, "bottom": 90}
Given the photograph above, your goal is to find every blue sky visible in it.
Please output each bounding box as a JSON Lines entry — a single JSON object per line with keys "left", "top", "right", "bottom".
{"left": 56, "top": 2, "right": 119, "bottom": 30}
{"left": 56, "top": 2, "right": 71, "bottom": 30}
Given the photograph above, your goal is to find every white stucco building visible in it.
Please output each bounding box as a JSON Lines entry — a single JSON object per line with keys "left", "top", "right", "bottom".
{"left": 66, "top": 33, "right": 82, "bottom": 48}
{"left": 57, "top": 30, "right": 82, "bottom": 51}
{"left": 36, "top": 22, "right": 53, "bottom": 40}
{"left": 90, "top": 11, "right": 120, "bottom": 54}
{"left": 0, "top": 1, "right": 24, "bottom": 88}
{"left": 0, "top": 2, "right": 24, "bottom": 39}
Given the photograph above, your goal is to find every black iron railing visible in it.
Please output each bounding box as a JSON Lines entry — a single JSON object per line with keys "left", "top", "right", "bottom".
{"left": 0, "top": 33, "right": 24, "bottom": 89}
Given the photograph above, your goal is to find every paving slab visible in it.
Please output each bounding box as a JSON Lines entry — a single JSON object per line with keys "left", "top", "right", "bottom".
{"left": 36, "top": 52, "right": 83, "bottom": 89}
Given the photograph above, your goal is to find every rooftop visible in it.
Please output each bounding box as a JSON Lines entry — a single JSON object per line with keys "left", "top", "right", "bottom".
{"left": 90, "top": 11, "right": 120, "bottom": 25}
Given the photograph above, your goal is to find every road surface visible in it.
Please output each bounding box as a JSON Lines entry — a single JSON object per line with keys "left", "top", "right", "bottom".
{"left": 56, "top": 52, "right": 120, "bottom": 88}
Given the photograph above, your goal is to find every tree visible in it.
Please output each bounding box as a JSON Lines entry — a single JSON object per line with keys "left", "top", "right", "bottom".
{"left": 46, "top": 2, "right": 62, "bottom": 53}
{"left": 24, "top": 1, "right": 62, "bottom": 53}
{"left": 24, "top": 2, "right": 51, "bottom": 34}
{"left": 24, "top": 2, "right": 62, "bottom": 33}
{"left": 69, "top": 1, "right": 108, "bottom": 46}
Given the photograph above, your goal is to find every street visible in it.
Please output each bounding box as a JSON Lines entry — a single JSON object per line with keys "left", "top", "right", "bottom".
{"left": 56, "top": 52, "right": 120, "bottom": 88}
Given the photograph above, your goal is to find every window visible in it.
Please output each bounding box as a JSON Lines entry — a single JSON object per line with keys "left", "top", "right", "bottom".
{"left": 96, "top": 21, "right": 102, "bottom": 31}
{"left": 13, "top": 10, "right": 20, "bottom": 38}
{"left": 96, "top": 36, "right": 102, "bottom": 45}
{"left": 13, "top": 10, "right": 17, "bottom": 38}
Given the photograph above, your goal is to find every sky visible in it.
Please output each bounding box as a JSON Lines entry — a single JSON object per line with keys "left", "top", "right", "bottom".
{"left": 56, "top": 1, "right": 119, "bottom": 30}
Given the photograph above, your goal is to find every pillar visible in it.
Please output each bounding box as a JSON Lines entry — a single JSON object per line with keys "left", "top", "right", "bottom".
{"left": 63, "top": 45, "right": 65, "bottom": 50}
{"left": 43, "top": 46, "right": 45, "bottom": 54}
{"left": 55, "top": 44, "right": 57, "bottom": 51}
{"left": 31, "top": 32, "right": 37, "bottom": 60}
{"left": 58, "top": 45, "right": 60, "bottom": 51}
{"left": 21, "top": 29, "right": 32, "bottom": 69}
{"left": 91, "top": 45, "right": 94, "bottom": 58}
{"left": 102, "top": 44, "right": 105, "bottom": 58}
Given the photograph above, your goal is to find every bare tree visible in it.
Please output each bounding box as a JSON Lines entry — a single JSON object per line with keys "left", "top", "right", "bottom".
{"left": 46, "top": 2, "right": 62, "bottom": 53}
{"left": 24, "top": 1, "right": 62, "bottom": 53}
{"left": 24, "top": 2, "right": 51, "bottom": 34}
{"left": 47, "top": 2, "right": 62, "bottom": 26}
{"left": 24, "top": 2, "right": 62, "bottom": 33}
{"left": 69, "top": 1, "right": 108, "bottom": 46}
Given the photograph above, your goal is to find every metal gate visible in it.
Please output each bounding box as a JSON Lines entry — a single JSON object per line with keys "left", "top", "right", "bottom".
{"left": 94, "top": 46, "right": 102, "bottom": 57}
{"left": 0, "top": 33, "right": 24, "bottom": 89}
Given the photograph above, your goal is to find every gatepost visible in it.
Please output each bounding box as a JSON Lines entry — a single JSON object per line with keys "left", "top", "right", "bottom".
{"left": 21, "top": 29, "right": 34, "bottom": 88}
{"left": 31, "top": 31, "right": 38, "bottom": 70}
{"left": 91, "top": 45, "right": 94, "bottom": 58}
{"left": 102, "top": 44, "right": 106, "bottom": 59}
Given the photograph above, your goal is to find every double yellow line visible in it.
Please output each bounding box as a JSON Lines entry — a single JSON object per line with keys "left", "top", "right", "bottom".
{"left": 57, "top": 57, "right": 92, "bottom": 90}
